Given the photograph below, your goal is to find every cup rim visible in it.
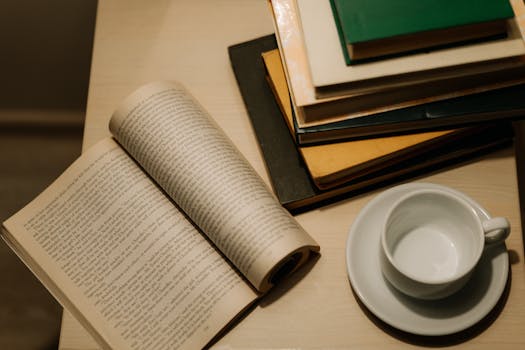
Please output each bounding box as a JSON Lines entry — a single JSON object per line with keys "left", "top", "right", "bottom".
{"left": 381, "top": 188, "right": 485, "bottom": 285}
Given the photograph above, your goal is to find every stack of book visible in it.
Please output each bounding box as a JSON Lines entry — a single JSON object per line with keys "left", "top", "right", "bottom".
{"left": 229, "top": 0, "right": 525, "bottom": 212}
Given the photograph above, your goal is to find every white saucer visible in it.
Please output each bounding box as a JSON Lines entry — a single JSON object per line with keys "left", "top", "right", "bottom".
{"left": 346, "top": 182, "right": 509, "bottom": 336}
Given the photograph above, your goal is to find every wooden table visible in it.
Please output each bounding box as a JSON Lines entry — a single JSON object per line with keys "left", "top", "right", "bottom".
{"left": 59, "top": 1, "right": 525, "bottom": 349}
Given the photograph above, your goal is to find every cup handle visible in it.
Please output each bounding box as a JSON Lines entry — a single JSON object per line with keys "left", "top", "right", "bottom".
{"left": 482, "top": 217, "right": 510, "bottom": 244}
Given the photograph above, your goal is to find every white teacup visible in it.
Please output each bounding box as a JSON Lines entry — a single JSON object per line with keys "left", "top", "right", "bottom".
{"left": 380, "top": 188, "right": 510, "bottom": 300}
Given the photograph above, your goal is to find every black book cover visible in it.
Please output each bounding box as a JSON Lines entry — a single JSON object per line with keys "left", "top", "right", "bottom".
{"left": 296, "top": 83, "right": 525, "bottom": 145}
{"left": 228, "top": 34, "right": 514, "bottom": 213}
{"left": 228, "top": 35, "right": 315, "bottom": 209}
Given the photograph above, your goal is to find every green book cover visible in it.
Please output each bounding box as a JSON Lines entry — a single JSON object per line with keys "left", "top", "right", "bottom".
{"left": 330, "top": 0, "right": 514, "bottom": 63}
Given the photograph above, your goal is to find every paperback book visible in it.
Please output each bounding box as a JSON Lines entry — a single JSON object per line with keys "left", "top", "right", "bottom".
{"left": 1, "top": 81, "right": 320, "bottom": 349}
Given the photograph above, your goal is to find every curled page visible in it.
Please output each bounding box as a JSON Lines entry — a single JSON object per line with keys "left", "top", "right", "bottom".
{"left": 109, "top": 81, "right": 319, "bottom": 292}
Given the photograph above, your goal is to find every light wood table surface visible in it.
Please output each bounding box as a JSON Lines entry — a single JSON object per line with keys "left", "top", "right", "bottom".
{"left": 59, "top": 1, "right": 525, "bottom": 349}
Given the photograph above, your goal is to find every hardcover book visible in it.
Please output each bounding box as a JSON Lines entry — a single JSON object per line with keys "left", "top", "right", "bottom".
{"left": 297, "top": 0, "right": 525, "bottom": 95}
{"left": 294, "top": 82, "right": 525, "bottom": 144}
{"left": 262, "top": 48, "right": 470, "bottom": 190}
{"left": 330, "top": 0, "right": 514, "bottom": 62}
{"left": 271, "top": 0, "right": 525, "bottom": 127}
{"left": 228, "top": 34, "right": 514, "bottom": 212}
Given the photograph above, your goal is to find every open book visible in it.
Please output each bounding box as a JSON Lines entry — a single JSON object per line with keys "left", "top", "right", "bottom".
{"left": 1, "top": 81, "right": 320, "bottom": 349}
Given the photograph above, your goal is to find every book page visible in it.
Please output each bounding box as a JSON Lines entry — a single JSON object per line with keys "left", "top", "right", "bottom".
{"left": 2, "top": 138, "right": 257, "bottom": 350}
{"left": 109, "top": 81, "right": 319, "bottom": 292}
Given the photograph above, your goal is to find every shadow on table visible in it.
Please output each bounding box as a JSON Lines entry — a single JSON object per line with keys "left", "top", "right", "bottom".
{"left": 351, "top": 250, "right": 512, "bottom": 347}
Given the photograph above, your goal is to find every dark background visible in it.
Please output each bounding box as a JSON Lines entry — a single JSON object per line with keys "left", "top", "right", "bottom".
{"left": 0, "top": 1, "right": 97, "bottom": 348}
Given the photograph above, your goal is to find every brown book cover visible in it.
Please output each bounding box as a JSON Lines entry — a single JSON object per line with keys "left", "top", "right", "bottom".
{"left": 262, "top": 49, "right": 472, "bottom": 189}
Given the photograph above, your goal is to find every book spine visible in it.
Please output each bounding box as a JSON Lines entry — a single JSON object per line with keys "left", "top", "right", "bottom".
{"left": 329, "top": 0, "right": 352, "bottom": 65}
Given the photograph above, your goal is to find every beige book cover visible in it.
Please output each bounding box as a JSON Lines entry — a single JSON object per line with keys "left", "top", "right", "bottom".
{"left": 270, "top": 0, "right": 525, "bottom": 126}
{"left": 297, "top": 0, "right": 525, "bottom": 91}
